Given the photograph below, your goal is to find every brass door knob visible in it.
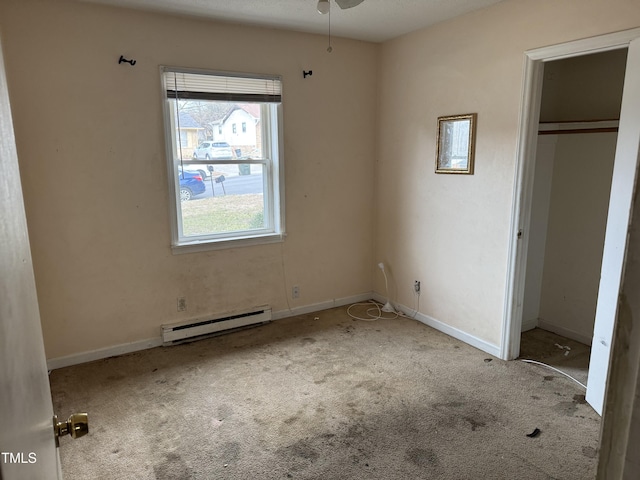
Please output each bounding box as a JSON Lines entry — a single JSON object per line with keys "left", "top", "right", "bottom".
{"left": 54, "top": 413, "right": 89, "bottom": 446}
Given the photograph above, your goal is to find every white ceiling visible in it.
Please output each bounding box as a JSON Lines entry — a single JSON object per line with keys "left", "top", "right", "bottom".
{"left": 77, "top": 0, "right": 505, "bottom": 43}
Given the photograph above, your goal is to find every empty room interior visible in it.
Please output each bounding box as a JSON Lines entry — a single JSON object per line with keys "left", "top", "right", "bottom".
{"left": 2, "top": 0, "right": 640, "bottom": 479}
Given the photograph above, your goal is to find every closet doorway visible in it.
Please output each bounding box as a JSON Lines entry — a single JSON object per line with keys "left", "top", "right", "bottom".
{"left": 519, "top": 49, "right": 627, "bottom": 396}
{"left": 503, "top": 28, "right": 640, "bottom": 416}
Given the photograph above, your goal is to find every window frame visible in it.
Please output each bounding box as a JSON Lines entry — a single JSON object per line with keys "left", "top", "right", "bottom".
{"left": 160, "top": 66, "right": 286, "bottom": 253}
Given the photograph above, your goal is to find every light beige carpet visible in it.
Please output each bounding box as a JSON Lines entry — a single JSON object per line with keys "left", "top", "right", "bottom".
{"left": 50, "top": 306, "right": 600, "bottom": 479}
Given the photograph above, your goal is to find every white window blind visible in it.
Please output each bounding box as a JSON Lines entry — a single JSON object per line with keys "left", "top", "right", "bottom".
{"left": 163, "top": 69, "right": 282, "bottom": 103}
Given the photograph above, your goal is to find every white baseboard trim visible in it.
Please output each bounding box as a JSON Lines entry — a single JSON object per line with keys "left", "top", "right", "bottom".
{"left": 372, "top": 293, "right": 501, "bottom": 358}
{"left": 522, "top": 317, "right": 538, "bottom": 332}
{"left": 47, "top": 292, "right": 505, "bottom": 369}
{"left": 538, "top": 320, "right": 593, "bottom": 346}
{"left": 47, "top": 337, "right": 163, "bottom": 371}
{"left": 47, "top": 292, "right": 375, "bottom": 371}
{"left": 272, "top": 292, "right": 374, "bottom": 320}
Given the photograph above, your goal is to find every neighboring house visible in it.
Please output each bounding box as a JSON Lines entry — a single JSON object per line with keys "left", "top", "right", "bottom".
{"left": 175, "top": 111, "right": 204, "bottom": 159}
{"left": 212, "top": 104, "right": 261, "bottom": 157}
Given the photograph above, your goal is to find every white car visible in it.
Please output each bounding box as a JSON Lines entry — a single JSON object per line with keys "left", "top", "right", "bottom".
{"left": 193, "top": 141, "right": 233, "bottom": 160}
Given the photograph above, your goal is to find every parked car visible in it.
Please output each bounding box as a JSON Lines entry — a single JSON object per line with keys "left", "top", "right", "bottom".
{"left": 178, "top": 169, "right": 206, "bottom": 201}
{"left": 181, "top": 162, "right": 209, "bottom": 181}
{"left": 193, "top": 141, "right": 233, "bottom": 160}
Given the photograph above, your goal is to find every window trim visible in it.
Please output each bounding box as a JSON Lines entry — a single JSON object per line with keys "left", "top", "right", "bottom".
{"left": 160, "top": 66, "right": 285, "bottom": 253}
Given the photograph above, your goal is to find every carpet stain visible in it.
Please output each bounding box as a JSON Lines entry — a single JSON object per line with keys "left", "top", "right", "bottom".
{"left": 217, "top": 404, "right": 234, "bottom": 419}
{"left": 431, "top": 397, "right": 496, "bottom": 433}
{"left": 301, "top": 337, "right": 317, "bottom": 345}
{"left": 222, "top": 441, "right": 241, "bottom": 462}
{"left": 355, "top": 379, "right": 384, "bottom": 393}
{"left": 346, "top": 423, "right": 368, "bottom": 439}
{"left": 314, "top": 371, "right": 343, "bottom": 385}
{"left": 277, "top": 440, "right": 320, "bottom": 463}
{"left": 406, "top": 447, "right": 440, "bottom": 468}
{"left": 464, "top": 416, "right": 486, "bottom": 431}
{"left": 573, "top": 394, "right": 587, "bottom": 404}
{"left": 153, "top": 452, "right": 192, "bottom": 480}
{"left": 434, "top": 400, "right": 465, "bottom": 410}
{"left": 582, "top": 446, "right": 597, "bottom": 458}
{"left": 553, "top": 401, "right": 578, "bottom": 416}
{"left": 544, "top": 375, "right": 555, "bottom": 381}
{"left": 284, "top": 412, "right": 302, "bottom": 425}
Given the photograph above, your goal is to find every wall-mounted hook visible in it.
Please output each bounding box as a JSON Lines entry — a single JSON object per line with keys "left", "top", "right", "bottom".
{"left": 119, "top": 55, "right": 136, "bottom": 66}
{"left": 303, "top": 70, "right": 313, "bottom": 78}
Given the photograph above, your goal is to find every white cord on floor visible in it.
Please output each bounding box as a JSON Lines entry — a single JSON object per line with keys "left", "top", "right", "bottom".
{"left": 404, "top": 291, "right": 420, "bottom": 319}
{"left": 520, "top": 359, "right": 587, "bottom": 389}
{"left": 347, "top": 301, "right": 399, "bottom": 321}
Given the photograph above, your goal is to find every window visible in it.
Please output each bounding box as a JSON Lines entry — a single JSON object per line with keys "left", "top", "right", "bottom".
{"left": 232, "top": 123, "right": 237, "bottom": 134}
{"left": 242, "top": 122, "right": 247, "bottom": 133}
{"left": 162, "top": 68, "right": 284, "bottom": 252}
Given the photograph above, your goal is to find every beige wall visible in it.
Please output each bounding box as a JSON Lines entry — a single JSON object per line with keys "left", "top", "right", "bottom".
{"left": 540, "top": 49, "right": 627, "bottom": 122}
{"left": 376, "top": 0, "right": 640, "bottom": 347}
{"left": 0, "top": 0, "right": 378, "bottom": 359}
{"left": 521, "top": 135, "right": 556, "bottom": 330}
{"left": 538, "top": 132, "right": 617, "bottom": 342}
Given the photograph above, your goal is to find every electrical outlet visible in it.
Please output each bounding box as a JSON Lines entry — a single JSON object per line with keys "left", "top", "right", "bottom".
{"left": 414, "top": 281, "right": 421, "bottom": 294}
{"left": 292, "top": 285, "right": 300, "bottom": 299}
{"left": 177, "top": 296, "right": 187, "bottom": 312}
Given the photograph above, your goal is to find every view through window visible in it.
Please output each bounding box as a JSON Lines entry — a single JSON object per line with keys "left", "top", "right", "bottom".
{"left": 162, "top": 69, "right": 284, "bottom": 249}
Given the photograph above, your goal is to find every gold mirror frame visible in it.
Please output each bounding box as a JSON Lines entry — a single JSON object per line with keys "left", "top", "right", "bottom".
{"left": 435, "top": 113, "right": 477, "bottom": 174}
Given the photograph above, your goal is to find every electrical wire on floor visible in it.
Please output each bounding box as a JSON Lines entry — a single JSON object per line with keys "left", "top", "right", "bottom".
{"left": 347, "top": 300, "right": 399, "bottom": 321}
{"left": 520, "top": 359, "right": 587, "bottom": 389}
{"left": 347, "top": 298, "right": 423, "bottom": 321}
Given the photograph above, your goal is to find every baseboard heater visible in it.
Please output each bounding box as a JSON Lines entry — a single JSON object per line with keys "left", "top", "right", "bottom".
{"left": 162, "top": 306, "right": 271, "bottom": 345}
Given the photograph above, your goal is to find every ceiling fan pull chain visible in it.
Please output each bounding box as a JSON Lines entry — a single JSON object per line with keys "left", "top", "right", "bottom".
{"left": 327, "top": 2, "right": 333, "bottom": 53}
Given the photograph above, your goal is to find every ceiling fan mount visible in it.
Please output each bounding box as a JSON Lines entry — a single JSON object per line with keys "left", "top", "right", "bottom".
{"left": 317, "top": 0, "right": 366, "bottom": 14}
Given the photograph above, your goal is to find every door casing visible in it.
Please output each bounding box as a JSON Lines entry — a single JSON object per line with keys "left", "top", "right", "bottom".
{"left": 501, "top": 28, "right": 640, "bottom": 416}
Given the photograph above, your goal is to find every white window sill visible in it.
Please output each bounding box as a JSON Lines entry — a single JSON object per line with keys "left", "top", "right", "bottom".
{"left": 171, "top": 232, "right": 285, "bottom": 254}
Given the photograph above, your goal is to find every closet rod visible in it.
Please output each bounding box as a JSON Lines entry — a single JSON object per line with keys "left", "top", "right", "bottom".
{"left": 538, "top": 119, "right": 619, "bottom": 135}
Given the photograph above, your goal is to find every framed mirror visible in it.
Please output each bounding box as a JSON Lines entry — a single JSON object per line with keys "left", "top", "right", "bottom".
{"left": 435, "top": 113, "right": 477, "bottom": 174}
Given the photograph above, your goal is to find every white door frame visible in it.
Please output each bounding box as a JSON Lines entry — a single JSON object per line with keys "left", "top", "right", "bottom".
{"left": 501, "top": 27, "right": 640, "bottom": 362}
